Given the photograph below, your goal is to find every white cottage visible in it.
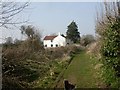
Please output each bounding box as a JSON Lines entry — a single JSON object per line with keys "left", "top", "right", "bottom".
{"left": 43, "top": 33, "right": 66, "bottom": 48}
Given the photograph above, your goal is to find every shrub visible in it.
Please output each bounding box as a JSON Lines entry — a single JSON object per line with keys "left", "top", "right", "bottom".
{"left": 80, "top": 34, "right": 95, "bottom": 46}
{"left": 2, "top": 38, "right": 47, "bottom": 88}
{"left": 96, "top": 2, "right": 120, "bottom": 88}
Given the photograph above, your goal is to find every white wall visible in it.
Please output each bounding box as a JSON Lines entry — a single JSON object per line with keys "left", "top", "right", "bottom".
{"left": 43, "top": 40, "right": 52, "bottom": 48}
{"left": 53, "top": 35, "right": 66, "bottom": 47}
{"left": 43, "top": 35, "right": 66, "bottom": 48}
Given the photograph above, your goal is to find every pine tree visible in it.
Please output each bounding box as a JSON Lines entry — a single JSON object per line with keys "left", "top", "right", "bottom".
{"left": 66, "top": 21, "right": 80, "bottom": 43}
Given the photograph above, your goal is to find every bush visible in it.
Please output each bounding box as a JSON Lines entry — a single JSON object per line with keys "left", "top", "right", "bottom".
{"left": 80, "top": 34, "right": 95, "bottom": 46}
{"left": 96, "top": 2, "right": 120, "bottom": 88}
{"left": 45, "top": 45, "right": 83, "bottom": 60}
{"left": 100, "top": 22, "right": 120, "bottom": 88}
{"left": 2, "top": 39, "right": 47, "bottom": 88}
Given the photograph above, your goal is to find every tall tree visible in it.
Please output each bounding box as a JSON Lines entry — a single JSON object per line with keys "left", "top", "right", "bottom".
{"left": 66, "top": 21, "right": 80, "bottom": 43}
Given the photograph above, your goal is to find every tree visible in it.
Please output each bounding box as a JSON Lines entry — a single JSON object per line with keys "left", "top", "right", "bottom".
{"left": 20, "top": 25, "right": 35, "bottom": 39}
{"left": 14, "top": 38, "right": 22, "bottom": 45}
{"left": 5, "top": 37, "right": 13, "bottom": 44}
{"left": 20, "top": 25, "right": 43, "bottom": 51}
{"left": 0, "top": 1, "right": 29, "bottom": 28}
{"left": 66, "top": 21, "right": 80, "bottom": 43}
{"left": 80, "top": 34, "right": 95, "bottom": 46}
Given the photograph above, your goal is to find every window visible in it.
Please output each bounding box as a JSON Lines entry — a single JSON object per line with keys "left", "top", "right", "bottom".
{"left": 45, "top": 45, "right": 47, "bottom": 47}
{"left": 56, "top": 44, "right": 58, "bottom": 47}
{"left": 51, "top": 44, "right": 53, "bottom": 47}
{"left": 51, "top": 40, "right": 53, "bottom": 42}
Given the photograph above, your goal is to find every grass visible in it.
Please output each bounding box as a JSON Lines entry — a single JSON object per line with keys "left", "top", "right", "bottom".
{"left": 33, "top": 58, "right": 71, "bottom": 88}
{"left": 55, "top": 51, "right": 105, "bottom": 88}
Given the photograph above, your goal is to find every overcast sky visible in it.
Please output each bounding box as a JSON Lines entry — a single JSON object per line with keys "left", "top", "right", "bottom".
{"left": 1, "top": 2, "right": 101, "bottom": 43}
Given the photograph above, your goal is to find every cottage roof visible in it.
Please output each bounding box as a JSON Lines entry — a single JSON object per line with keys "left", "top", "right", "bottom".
{"left": 43, "top": 35, "right": 57, "bottom": 40}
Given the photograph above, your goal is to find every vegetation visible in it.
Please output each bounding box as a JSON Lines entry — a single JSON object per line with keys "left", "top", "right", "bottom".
{"left": 3, "top": 2, "right": 120, "bottom": 89}
{"left": 2, "top": 24, "right": 83, "bottom": 89}
{"left": 1, "top": 2, "right": 29, "bottom": 28}
{"left": 55, "top": 51, "right": 105, "bottom": 88}
{"left": 66, "top": 21, "right": 80, "bottom": 43}
{"left": 80, "top": 34, "right": 95, "bottom": 46}
{"left": 2, "top": 25, "right": 44, "bottom": 89}
{"left": 5, "top": 37, "right": 13, "bottom": 45}
{"left": 96, "top": 2, "right": 120, "bottom": 88}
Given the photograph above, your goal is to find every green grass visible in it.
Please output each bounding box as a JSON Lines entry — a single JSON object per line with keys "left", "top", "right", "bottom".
{"left": 33, "top": 58, "right": 71, "bottom": 88}
{"left": 56, "top": 51, "right": 105, "bottom": 88}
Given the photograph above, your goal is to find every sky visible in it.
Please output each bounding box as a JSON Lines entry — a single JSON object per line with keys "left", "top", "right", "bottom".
{"left": 1, "top": 2, "right": 100, "bottom": 43}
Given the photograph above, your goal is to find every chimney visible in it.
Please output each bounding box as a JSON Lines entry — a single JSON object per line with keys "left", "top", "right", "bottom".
{"left": 58, "top": 32, "right": 61, "bottom": 36}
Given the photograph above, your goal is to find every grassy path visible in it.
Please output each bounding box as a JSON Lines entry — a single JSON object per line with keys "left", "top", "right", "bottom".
{"left": 56, "top": 51, "right": 105, "bottom": 88}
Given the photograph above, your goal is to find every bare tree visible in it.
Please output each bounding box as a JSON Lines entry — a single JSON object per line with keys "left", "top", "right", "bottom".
{"left": 0, "top": 1, "right": 29, "bottom": 28}
{"left": 96, "top": 2, "right": 120, "bottom": 37}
